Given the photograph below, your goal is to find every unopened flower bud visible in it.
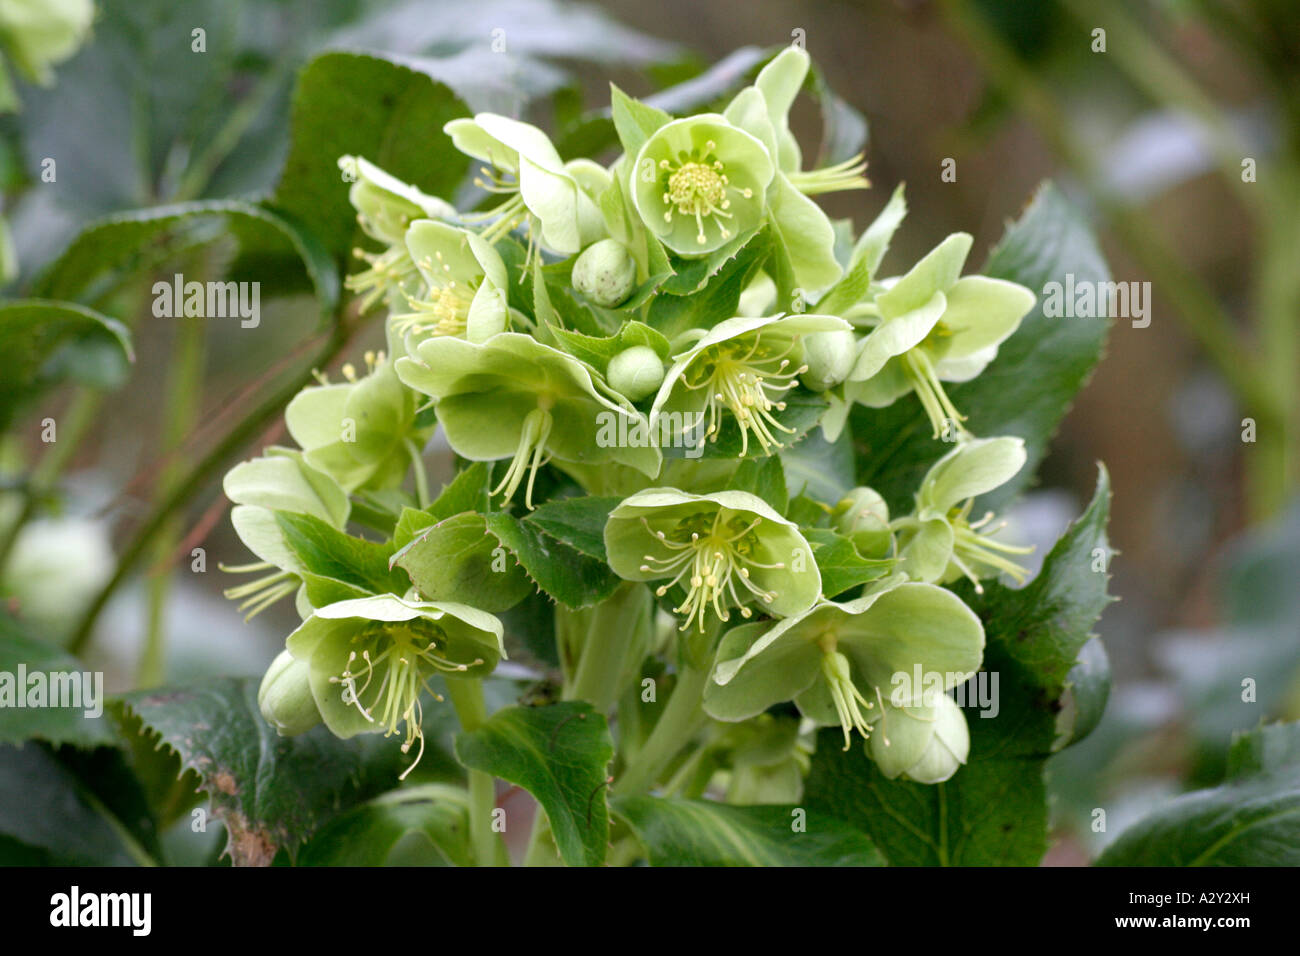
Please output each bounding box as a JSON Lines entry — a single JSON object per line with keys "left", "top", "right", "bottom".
{"left": 572, "top": 239, "right": 637, "bottom": 307}
{"left": 832, "top": 486, "right": 892, "bottom": 559}
{"left": 800, "top": 329, "right": 857, "bottom": 391}
{"left": 607, "top": 346, "right": 665, "bottom": 402}
{"left": 868, "top": 693, "right": 969, "bottom": 784}
{"left": 258, "top": 649, "right": 322, "bottom": 736}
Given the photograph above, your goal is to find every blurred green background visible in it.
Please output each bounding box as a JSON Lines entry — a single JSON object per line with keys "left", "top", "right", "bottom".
{"left": 2, "top": 0, "right": 1296, "bottom": 864}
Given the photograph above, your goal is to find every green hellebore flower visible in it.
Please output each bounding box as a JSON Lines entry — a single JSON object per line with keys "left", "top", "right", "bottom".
{"left": 221, "top": 447, "right": 350, "bottom": 618}
{"left": 572, "top": 238, "right": 637, "bottom": 308}
{"left": 845, "top": 233, "right": 1036, "bottom": 438}
{"left": 831, "top": 486, "right": 893, "bottom": 559}
{"left": 894, "top": 436, "right": 1034, "bottom": 591}
{"left": 286, "top": 594, "right": 504, "bottom": 777}
{"left": 703, "top": 579, "right": 984, "bottom": 755}
{"left": 0, "top": 0, "right": 93, "bottom": 108}
{"left": 285, "top": 352, "right": 429, "bottom": 495}
{"left": 650, "top": 313, "right": 850, "bottom": 457}
{"left": 258, "top": 649, "right": 323, "bottom": 736}
{"left": 388, "top": 219, "right": 508, "bottom": 348}
{"left": 721, "top": 48, "right": 865, "bottom": 291}
{"left": 445, "top": 113, "right": 604, "bottom": 255}
{"left": 630, "top": 113, "right": 775, "bottom": 257}
{"left": 607, "top": 345, "right": 665, "bottom": 403}
{"left": 799, "top": 329, "right": 858, "bottom": 392}
{"left": 338, "top": 155, "right": 456, "bottom": 313}
{"left": 604, "top": 488, "right": 821, "bottom": 632}
{"left": 396, "top": 333, "right": 661, "bottom": 509}
{"left": 867, "top": 693, "right": 970, "bottom": 784}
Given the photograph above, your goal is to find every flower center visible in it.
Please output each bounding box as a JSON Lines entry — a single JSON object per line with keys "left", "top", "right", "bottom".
{"left": 330, "top": 623, "right": 483, "bottom": 780}
{"left": 659, "top": 142, "right": 752, "bottom": 245}
{"left": 819, "top": 649, "right": 889, "bottom": 751}
{"left": 684, "top": 335, "right": 808, "bottom": 456}
{"left": 492, "top": 406, "right": 554, "bottom": 510}
{"left": 393, "top": 250, "right": 480, "bottom": 340}
{"left": 638, "top": 511, "right": 787, "bottom": 631}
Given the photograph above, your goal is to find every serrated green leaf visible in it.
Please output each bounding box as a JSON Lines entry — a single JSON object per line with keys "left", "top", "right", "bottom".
{"left": 959, "top": 464, "right": 1115, "bottom": 758}
{"left": 780, "top": 425, "right": 855, "bottom": 504}
{"left": 119, "top": 677, "right": 423, "bottom": 864}
{"left": 648, "top": 231, "right": 769, "bottom": 338}
{"left": 803, "top": 528, "right": 891, "bottom": 598}
{"left": 728, "top": 456, "right": 788, "bottom": 514}
{"left": 484, "top": 512, "right": 622, "bottom": 609}
{"left": 275, "top": 511, "right": 407, "bottom": 595}
{"left": 524, "top": 496, "right": 623, "bottom": 561}
{"left": 613, "top": 794, "right": 883, "bottom": 866}
{"left": 454, "top": 702, "right": 613, "bottom": 866}
{"left": 610, "top": 84, "right": 672, "bottom": 157}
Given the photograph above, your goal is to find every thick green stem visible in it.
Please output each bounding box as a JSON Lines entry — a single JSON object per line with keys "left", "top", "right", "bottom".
{"left": 444, "top": 675, "right": 505, "bottom": 867}
{"left": 613, "top": 663, "right": 709, "bottom": 796}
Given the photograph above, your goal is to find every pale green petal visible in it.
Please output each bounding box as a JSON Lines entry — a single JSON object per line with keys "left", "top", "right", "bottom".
{"left": 768, "top": 173, "right": 842, "bottom": 291}
{"left": 898, "top": 517, "right": 953, "bottom": 582}
{"left": 937, "top": 275, "right": 1035, "bottom": 358}
{"left": 917, "top": 436, "right": 1027, "bottom": 517}
{"left": 704, "top": 619, "right": 822, "bottom": 722}
{"left": 849, "top": 290, "right": 946, "bottom": 381}
{"left": 875, "top": 232, "right": 972, "bottom": 319}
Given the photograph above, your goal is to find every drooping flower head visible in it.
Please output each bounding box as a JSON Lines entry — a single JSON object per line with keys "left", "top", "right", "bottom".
{"left": 0, "top": 0, "right": 94, "bottom": 110}
{"left": 894, "top": 436, "right": 1034, "bottom": 591}
{"left": 338, "top": 155, "right": 456, "bottom": 312}
{"left": 845, "top": 233, "right": 1036, "bottom": 439}
{"left": 388, "top": 219, "right": 509, "bottom": 349}
{"left": 650, "top": 314, "right": 850, "bottom": 457}
{"left": 631, "top": 114, "right": 775, "bottom": 256}
{"left": 867, "top": 693, "right": 971, "bottom": 784}
{"left": 604, "top": 488, "right": 821, "bottom": 632}
{"left": 704, "top": 577, "right": 984, "bottom": 758}
{"left": 221, "top": 448, "right": 350, "bottom": 619}
{"left": 285, "top": 351, "right": 430, "bottom": 495}
{"left": 285, "top": 595, "right": 504, "bottom": 777}
{"left": 396, "top": 333, "right": 660, "bottom": 509}
{"left": 444, "top": 113, "right": 604, "bottom": 256}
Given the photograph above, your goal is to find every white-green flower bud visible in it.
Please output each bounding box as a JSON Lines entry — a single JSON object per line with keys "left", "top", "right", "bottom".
{"left": 832, "top": 486, "right": 892, "bottom": 559}
{"left": 607, "top": 345, "right": 665, "bottom": 402}
{"left": 258, "top": 649, "right": 322, "bottom": 736}
{"left": 799, "top": 329, "right": 858, "bottom": 391}
{"left": 572, "top": 239, "right": 637, "bottom": 307}
{"left": 868, "top": 694, "right": 969, "bottom": 784}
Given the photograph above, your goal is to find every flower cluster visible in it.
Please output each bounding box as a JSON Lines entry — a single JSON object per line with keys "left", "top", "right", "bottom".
{"left": 225, "top": 47, "right": 1039, "bottom": 788}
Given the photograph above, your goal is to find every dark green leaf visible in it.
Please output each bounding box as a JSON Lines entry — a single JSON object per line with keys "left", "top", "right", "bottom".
{"left": 275, "top": 511, "right": 407, "bottom": 595}
{"left": 273, "top": 51, "right": 471, "bottom": 265}
{"left": 614, "top": 794, "right": 883, "bottom": 866}
{"left": 297, "top": 785, "right": 472, "bottom": 866}
{"left": 524, "top": 496, "right": 623, "bottom": 561}
{"left": 0, "top": 625, "right": 116, "bottom": 749}
{"left": 119, "top": 677, "right": 426, "bottom": 865}
{"left": 1098, "top": 722, "right": 1300, "bottom": 866}
{"left": 803, "top": 528, "right": 892, "bottom": 598}
{"left": 484, "top": 512, "right": 623, "bottom": 609}
{"left": 391, "top": 511, "right": 533, "bottom": 613}
{"left": 455, "top": 702, "right": 613, "bottom": 866}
